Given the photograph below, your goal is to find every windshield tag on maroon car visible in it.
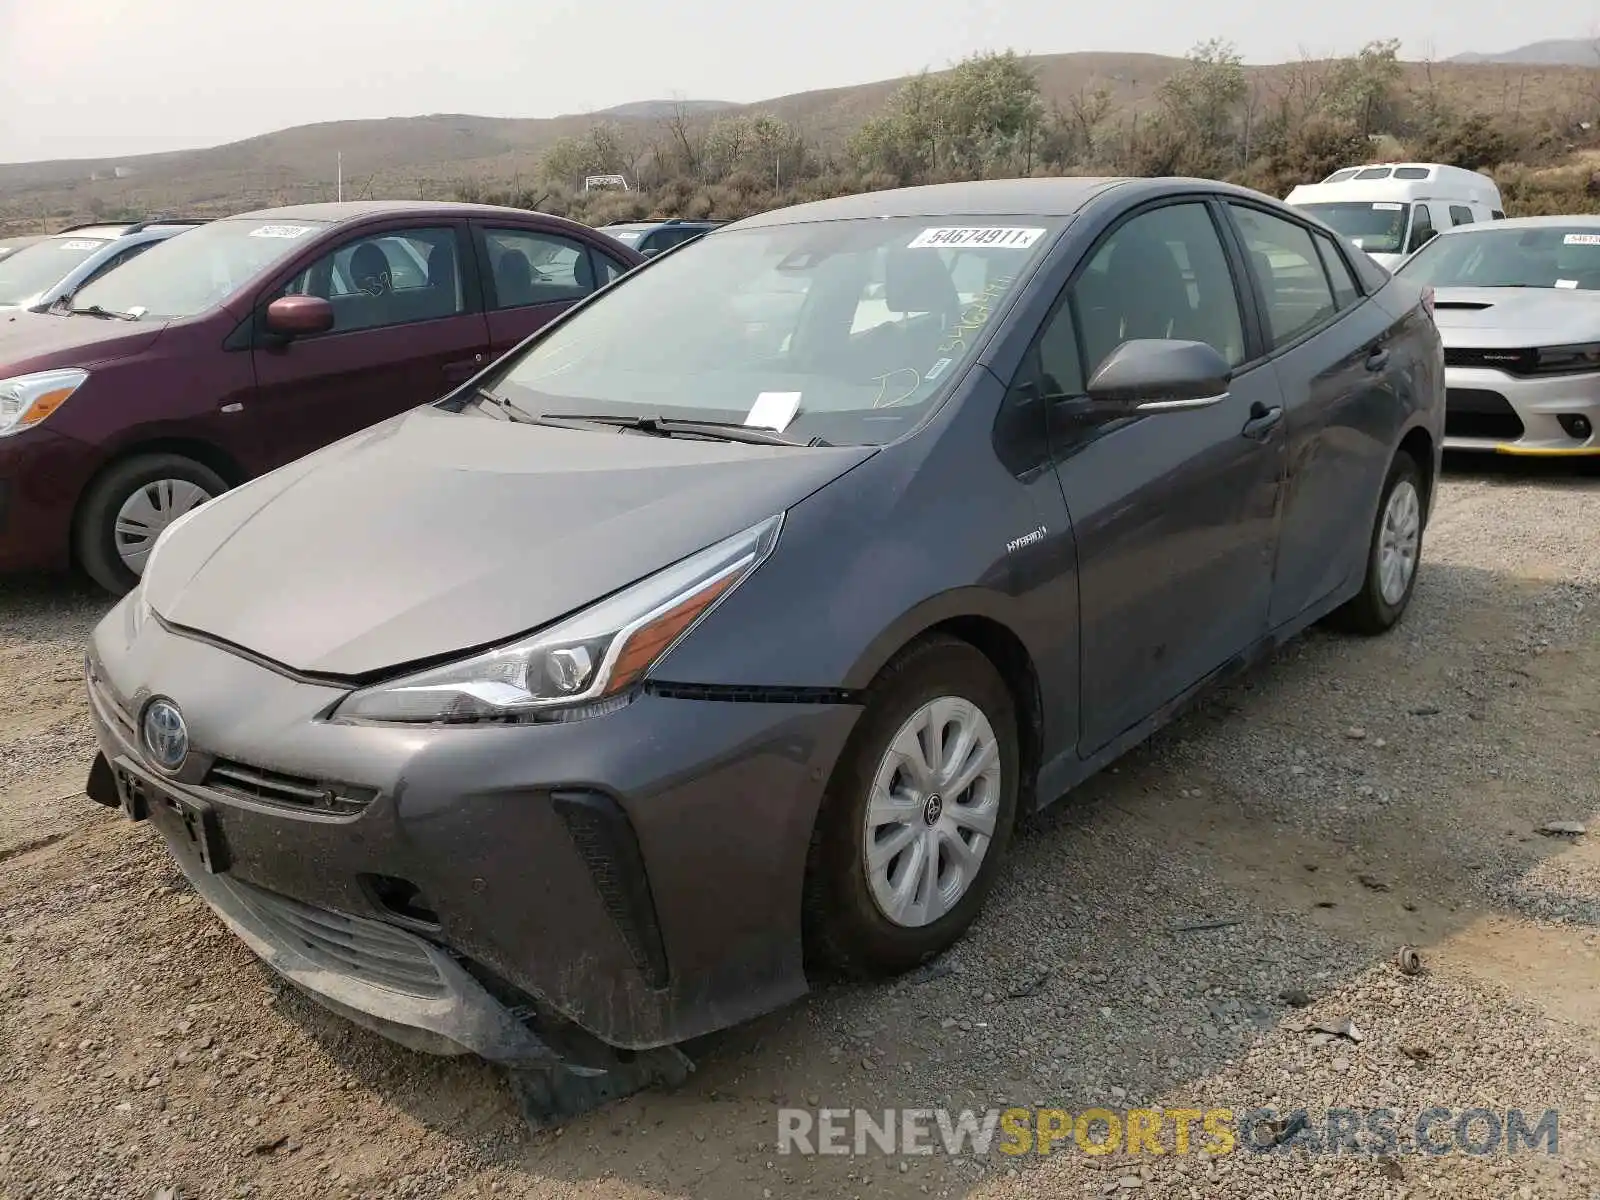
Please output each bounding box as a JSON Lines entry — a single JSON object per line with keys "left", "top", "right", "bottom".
{"left": 248, "top": 225, "right": 317, "bottom": 239}
{"left": 906, "top": 227, "right": 1045, "bottom": 250}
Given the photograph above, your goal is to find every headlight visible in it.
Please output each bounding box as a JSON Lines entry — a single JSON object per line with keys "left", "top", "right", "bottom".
{"left": 0, "top": 368, "right": 89, "bottom": 437}
{"left": 332, "top": 513, "right": 784, "bottom": 725}
{"left": 1530, "top": 343, "right": 1600, "bottom": 375}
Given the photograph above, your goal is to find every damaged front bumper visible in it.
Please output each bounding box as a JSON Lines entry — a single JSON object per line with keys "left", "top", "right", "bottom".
{"left": 84, "top": 599, "right": 859, "bottom": 1072}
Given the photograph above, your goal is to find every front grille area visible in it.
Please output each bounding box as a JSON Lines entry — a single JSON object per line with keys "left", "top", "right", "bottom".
{"left": 1445, "top": 387, "right": 1526, "bottom": 441}
{"left": 229, "top": 879, "right": 449, "bottom": 997}
{"left": 1445, "top": 346, "right": 1539, "bottom": 373}
{"left": 204, "top": 759, "right": 376, "bottom": 815}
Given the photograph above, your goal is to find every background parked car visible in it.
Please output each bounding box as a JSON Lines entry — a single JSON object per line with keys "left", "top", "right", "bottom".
{"left": 0, "top": 235, "right": 45, "bottom": 263}
{"left": 0, "top": 200, "right": 644, "bottom": 594}
{"left": 1397, "top": 214, "right": 1600, "bottom": 457}
{"left": 598, "top": 218, "right": 724, "bottom": 257}
{"left": 0, "top": 219, "right": 206, "bottom": 313}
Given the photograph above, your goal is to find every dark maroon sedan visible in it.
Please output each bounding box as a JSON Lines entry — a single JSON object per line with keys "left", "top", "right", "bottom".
{"left": 0, "top": 201, "right": 644, "bottom": 593}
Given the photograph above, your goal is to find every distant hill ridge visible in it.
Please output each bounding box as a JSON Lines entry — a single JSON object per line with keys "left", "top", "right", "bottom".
{"left": 1449, "top": 37, "right": 1598, "bottom": 65}
{"left": 1, "top": 45, "right": 1596, "bottom": 225}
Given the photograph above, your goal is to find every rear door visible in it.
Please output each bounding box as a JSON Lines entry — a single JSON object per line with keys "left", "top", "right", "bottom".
{"left": 1220, "top": 201, "right": 1403, "bottom": 625}
{"left": 470, "top": 223, "right": 633, "bottom": 359}
{"left": 248, "top": 220, "right": 489, "bottom": 469}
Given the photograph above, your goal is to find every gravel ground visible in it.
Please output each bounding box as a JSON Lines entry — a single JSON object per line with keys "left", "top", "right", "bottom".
{"left": 1, "top": 456, "right": 1598, "bottom": 1200}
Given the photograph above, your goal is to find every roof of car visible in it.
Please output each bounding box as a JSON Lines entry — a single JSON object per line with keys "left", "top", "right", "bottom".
{"left": 730, "top": 178, "right": 1139, "bottom": 228}
{"left": 224, "top": 200, "right": 570, "bottom": 226}
{"left": 1443, "top": 214, "right": 1600, "bottom": 231}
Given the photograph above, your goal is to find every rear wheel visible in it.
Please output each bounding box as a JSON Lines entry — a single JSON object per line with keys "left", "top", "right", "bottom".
{"left": 803, "top": 635, "right": 1019, "bottom": 978}
{"left": 76, "top": 454, "right": 227, "bottom": 596}
{"left": 1328, "top": 451, "right": 1424, "bottom": 635}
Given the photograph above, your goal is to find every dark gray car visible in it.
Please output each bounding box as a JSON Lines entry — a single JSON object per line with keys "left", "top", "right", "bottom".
{"left": 83, "top": 177, "right": 1444, "bottom": 1109}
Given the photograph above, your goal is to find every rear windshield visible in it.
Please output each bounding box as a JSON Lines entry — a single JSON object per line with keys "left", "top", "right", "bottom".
{"left": 0, "top": 237, "right": 107, "bottom": 306}
{"left": 1297, "top": 202, "right": 1411, "bottom": 254}
{"left": 68, "top": 217, "right": 330, "bottom": 320}
{"left": 1397, "top": 226, "right": 1600, "bottom": 290}
{"left": 485, "top": 216, "right": 1065, "bottom": 447}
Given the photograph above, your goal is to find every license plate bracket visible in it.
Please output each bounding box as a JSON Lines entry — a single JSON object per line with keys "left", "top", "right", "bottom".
{"left": 113, "top": 759, "right": 231, "bottom": 874}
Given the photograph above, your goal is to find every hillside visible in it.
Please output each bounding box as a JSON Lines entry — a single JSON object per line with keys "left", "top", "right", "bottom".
{"left": 1450, "top": 38, "right": 1598, "bottom": 66}
{"left": 2, "top": 50, "right": 1597, "bottom": 231}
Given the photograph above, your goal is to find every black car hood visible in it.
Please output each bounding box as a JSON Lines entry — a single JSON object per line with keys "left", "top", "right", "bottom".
{"left": 0, "top": 307, "right": 165, "bottom": 373}
{"left": 145, "top": 405, "right": 874, "bottom": 676}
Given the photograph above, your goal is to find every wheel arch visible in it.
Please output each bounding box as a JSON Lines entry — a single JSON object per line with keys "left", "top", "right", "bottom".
{"left": 69, "top": 437, "right": 245, "bottom": 564}
{"left": 1396, "top": 423, "right": 1436, "bottom": 522}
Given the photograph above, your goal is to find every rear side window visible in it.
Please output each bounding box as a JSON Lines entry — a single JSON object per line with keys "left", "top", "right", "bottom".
{"left": 1227, "top": 204, "right": 1338, "bottom": 350}
{"left": 1354, "top": 167, "right": 1393, "bottom": 180}
{"left": 1393, "top": 167, "right": 1430, "bottom": 179}
{"left": 1313, "top": 232, "right": 1361, "bottom": 310}
{"left": 483, "top": 228, "right": 597, "bottom": 308}
{"left": 1450, "top": 206, "right": 1475, "bottom": 227}
{"left": 1324, "top": 169, "right": 1360, "bottom": 182}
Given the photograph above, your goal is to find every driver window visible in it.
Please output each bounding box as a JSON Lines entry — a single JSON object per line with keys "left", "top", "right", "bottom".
{"left": 1069, "top": 202, "right": 1246, "bottom": 378}
{"left": 271, "top": 226, "right": 463, "bottom": 333}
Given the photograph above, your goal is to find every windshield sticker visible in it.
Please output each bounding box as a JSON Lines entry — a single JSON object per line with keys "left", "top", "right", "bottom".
{"left": 248, "top": 225, "right": 317, "bottom": 239}
{"left": 1351, "top": 237, "right": 1365, "bottom": 248}
{"left": 907, "top": 227, "right": 1045, "bottom": 250}
{"left": 1556, "top": 278, "right": 1580, "bottom": 289}
{"left": 936, "top": 275, "right": 1015, "bottom": 357}
{"left": 925, "top": 357, "right": 954, "bottom": 382}
{"left": 745, "top": 391, "right": 801, "bottom": 431}
{"left": 1373, "top": 202, "right": 1404, "bottom": 211}
{"left": 1563, "top": 233, "right": 1600, "bottom": 246}
{"left": 59, "top": 240, "right": 101, "bottom": 251}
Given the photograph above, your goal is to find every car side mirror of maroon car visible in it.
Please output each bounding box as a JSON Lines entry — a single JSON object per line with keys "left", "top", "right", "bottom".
{"left": 1080, "top": 338, "right": 1233, "bottom": 415}
{"left": 265, "top": 295, "right": 335, "bottom": 338}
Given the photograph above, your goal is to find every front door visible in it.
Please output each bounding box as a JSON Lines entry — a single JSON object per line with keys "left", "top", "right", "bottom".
{"left": 473, "top": 223, "right": 632, "bottom": 360}
{"left": 249, "top": 223, "right": 490, "bottom": 469}
{"left": 1045, "top": 199, "right": 1287, "bottom": 755}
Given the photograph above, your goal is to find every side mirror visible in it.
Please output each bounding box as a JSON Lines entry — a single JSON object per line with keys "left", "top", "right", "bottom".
{"left": 1082, "top": 339, "right": 1232, "bottom": 413}
{"left": 265, "top": 294, "right": 334, "bottom": 337}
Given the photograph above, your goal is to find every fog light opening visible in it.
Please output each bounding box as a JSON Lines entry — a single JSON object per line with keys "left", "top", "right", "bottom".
{"left": 359, "top": 874, "right": 441, "bottom": 927}
{"left": 1558, "top": 413, "right": 1593, "bottom": 441}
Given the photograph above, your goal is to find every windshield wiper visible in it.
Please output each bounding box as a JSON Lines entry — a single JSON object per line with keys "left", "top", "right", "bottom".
{"left": 540, "top": 413, "right": 829, "bottom": 447}
{"left": 67, "top": 302, "right": 139, "bottom": 321}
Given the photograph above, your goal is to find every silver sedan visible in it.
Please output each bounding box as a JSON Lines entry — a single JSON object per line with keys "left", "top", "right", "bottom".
{"left": 1396, "top": 215, "right": 1600, "bottom": 459}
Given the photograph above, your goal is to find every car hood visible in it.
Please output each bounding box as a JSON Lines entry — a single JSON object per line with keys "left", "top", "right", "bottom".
{"left": 145, "top": 405, "right": 876, "bottom": 676}
{"left": 1430, "top": 287, "right": 1600, "bottom": 346}
{"left": 0, "top": 307, "right": 165, "bottom": 374}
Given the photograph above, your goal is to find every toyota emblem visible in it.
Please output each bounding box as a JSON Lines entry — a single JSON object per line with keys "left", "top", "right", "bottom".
{"left": 141, "top": 698, "right": 189, "bottom": 773}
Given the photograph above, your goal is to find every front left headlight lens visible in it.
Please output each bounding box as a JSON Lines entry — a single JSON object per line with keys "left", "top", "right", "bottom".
{"left": 332, "top": 513, "right": 784, "bottom": 725}
{"left": 0, "top": 368, "right": 89, "bottom": 437}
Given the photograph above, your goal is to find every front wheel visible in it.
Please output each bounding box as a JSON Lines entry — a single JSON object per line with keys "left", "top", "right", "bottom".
{"left": 803, "top": 635, "right": 1019, "bottom": 978}
{"left": 75, "top": 454, "right": 227, "bottom": 596}
{"left": 1328, "top": 451, "right": 1425, "bottom": 636}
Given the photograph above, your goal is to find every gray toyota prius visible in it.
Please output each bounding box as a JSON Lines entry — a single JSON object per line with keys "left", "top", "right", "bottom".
{"left": 84, "top": 177, "right": 1444, "bottom": 1110}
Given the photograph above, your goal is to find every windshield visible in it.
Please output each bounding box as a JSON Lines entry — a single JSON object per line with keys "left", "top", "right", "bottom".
{"left": 1398, "top": 226, "right": 1600, "bottom": 290}
{"left": 69, "top": 217, "right": 329, "bottom": 319}
{"left": 0, "top": 237, "right": 108, "bottom": 306}
{"left": 486, "top": 216, "right": 1064, "bottom": 447}
{"left": 1298, "top": 202, "right": 1411, "bottom": 254}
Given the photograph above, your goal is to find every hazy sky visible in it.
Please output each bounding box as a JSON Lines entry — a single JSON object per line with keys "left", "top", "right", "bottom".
{"left": 0, "top": 0, "right": 1592, "bottom": 163}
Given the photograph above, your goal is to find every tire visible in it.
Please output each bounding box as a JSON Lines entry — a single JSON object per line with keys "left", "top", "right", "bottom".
{"left": 803, "top": 634, "right": 1020, "bottom": 978}
{"left": 1327, "top": 451, "right": 1425, "bottom": 636}
{"left": 75, "top": 454, "right": 228, "bottom": 597}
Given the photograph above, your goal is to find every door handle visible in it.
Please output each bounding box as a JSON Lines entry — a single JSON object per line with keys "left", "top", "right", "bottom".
{"left": 1241, "top": 401, "right": 1284, "bottom": 441}
{"left": 1365, "top": 346, "right": 1391, "bottom": 372}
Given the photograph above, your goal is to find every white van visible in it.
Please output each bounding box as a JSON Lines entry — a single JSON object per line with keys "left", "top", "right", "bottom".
{"left": 1284, "top": 163, "right": 1505, "bottom": 270}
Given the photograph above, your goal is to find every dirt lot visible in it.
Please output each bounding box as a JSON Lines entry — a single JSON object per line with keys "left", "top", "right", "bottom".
{"left": 2, "top": 457, "right": 1598, "bottom": 1200}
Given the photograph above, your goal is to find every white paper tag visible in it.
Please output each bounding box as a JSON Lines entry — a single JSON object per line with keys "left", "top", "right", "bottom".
{"left": 1373, "top": 202, "right": 1404, "bottom": 211}
{"left": 1351, "top": 237, "right": 1365, "bottom": 248}
{"left": 1556, "top": 278, "right": 1580, "bottom": 288}
{"left": 906, "top": 227, "right": 1045, "bottom": 250}
{"left": 1564, "top": 233, "right": 1600, "bottom": 246}
{"left": 59, "top": 240, "right": 101, "bottom": 251}
{"left": 925, "top": 357, "right": 954, "bottom": 382}
{"left": 249, "top": 224, "right": 316, "bottom": 239}
{"left": 745, "top": 391, "right": 801, "bottom": 431}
